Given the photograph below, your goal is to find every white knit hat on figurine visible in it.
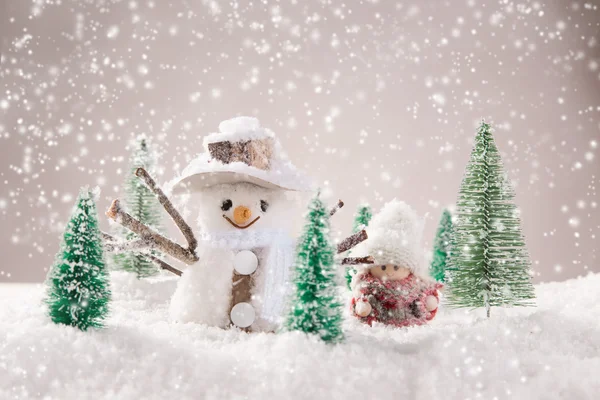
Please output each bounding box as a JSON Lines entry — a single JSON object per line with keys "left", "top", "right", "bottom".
{"left": 353, "top": 199, "right": 428, "bottom": 277}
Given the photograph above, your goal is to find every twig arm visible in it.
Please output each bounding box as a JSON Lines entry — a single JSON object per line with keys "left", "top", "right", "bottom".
{"left": 146, "top": 254, "right": 183, "bottom": 277}
{"left": 106, "top": 199, "right": 198, "bottom": 265}
{"left": 337, "top": 229, "right": 368, "bottom": 254}
{"left": 101, "top": 231, "right": 116, "bottom": 243}
{"left": 101, "top": 232, "right": 152, "bottom": 253}
{"left": 135, "top": 168, "right": 197, "bottom": 252}
{"left": 100, "top": 231, "right": 182, "bottom": 276}
{"left": 329, "top": 199, "right": 344, "bottom": 217}
{"left": 341, "top": 256, "right": 374, "bottom": 265}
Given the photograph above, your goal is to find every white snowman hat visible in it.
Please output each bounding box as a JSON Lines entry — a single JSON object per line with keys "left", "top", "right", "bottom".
{"left": 167, "top": 117, "right": 313, "bottom": 194}
{"left": 353, "top": 199, "right": 428, "bottom": 277}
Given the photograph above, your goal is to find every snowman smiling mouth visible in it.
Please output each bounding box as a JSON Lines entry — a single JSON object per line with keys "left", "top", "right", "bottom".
{"left": 223, "top": 214, "right": 261, "bottom": 229}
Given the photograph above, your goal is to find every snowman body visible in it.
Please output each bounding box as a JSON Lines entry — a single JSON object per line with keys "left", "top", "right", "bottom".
{"left": 169, "top": 245, "right": 235, "bottom": 328}
{"left": 169, "top": 182, "right": 300, "bottom": 331}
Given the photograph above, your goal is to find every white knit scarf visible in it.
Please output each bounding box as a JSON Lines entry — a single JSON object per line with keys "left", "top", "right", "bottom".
{"left": 198, "top": 229, "right": 295, "bottom": 324}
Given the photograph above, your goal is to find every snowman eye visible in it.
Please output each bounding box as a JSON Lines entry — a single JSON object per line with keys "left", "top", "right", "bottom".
{"left": 394, "top": 265, "right": 399, "bottom": 271}
{"left": 381, "top": 265, "right": 387, "bottom": 271}
{"left": 260, "top": 200, "right": 269, "bottom": 212}
{"left": 221, "top": 199, "right": 233, "bottom": 211}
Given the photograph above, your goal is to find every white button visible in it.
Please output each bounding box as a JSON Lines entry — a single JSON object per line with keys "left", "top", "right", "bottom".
{"left": 233, "top": 250, "right": 258, "bottom": 275}
{"left": 230, "top": 302, "right": 255, "bottom": 328}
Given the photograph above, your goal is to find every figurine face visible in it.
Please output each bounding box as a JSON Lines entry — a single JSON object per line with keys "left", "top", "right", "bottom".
{"left": 370, "top": 264, "right": 411, "bottom": 281}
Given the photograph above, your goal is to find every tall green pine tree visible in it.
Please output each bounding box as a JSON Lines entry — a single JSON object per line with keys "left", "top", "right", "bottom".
{"left": 285, "top": 195, "right": 344, "bottom": 343}
{"left": 446, "top": 121, "right": 535, "bottom": 317}
{"left": 46, "top": 188, "right": 111, "bottom": 330}
{"left": 113, "top": 136, "right": 163, "bottom": 278}
{"left": 430, "top": 208, "right": 453, "bottom": 282}
{"left": 345, "top": 204, "right": 373, "bottom": 288}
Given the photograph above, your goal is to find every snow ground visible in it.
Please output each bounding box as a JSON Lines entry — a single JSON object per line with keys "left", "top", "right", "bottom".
{"left": 1, "top": 272, "right": 598, "bottom": 400}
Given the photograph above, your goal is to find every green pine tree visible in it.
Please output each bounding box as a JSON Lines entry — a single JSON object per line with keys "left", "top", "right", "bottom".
{"left": 112, "top": 136, "right": 163, "bottom": 278}
{"left": 46, "top": 188, "right": 111, "bottom": 330}
{"left": 430, "top": 208, "right": 453, "bottom": 282}
{"left": 285, "top": 195, "right": 344, "bottom": 343}
{"left": 352, "top": 205, "right": 372, "bottom": 233}
{"left": 345, "top": 204, "right": 373, "bottom": 288}
{"left": 445, "top": 121, "right": 536, "bottom": 317}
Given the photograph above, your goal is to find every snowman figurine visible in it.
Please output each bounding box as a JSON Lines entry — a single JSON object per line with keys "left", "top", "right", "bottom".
{"left": 350, "top": 200, "right": 443, "bottom": 327}
{"left": 166, "top": 117, "right": 311, "bottom": 332}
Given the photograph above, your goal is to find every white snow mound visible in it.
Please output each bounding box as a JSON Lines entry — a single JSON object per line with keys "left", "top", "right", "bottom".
{"left": 1, "top": 272, "right": 599, "bottom": 399}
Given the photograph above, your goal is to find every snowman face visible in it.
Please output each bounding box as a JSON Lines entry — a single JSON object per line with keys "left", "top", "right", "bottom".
{"left": 197, "top": 182, "right": 295, "bottom": 233}
{"left": 370, "top": 264, "right": 411, "bottom": 281}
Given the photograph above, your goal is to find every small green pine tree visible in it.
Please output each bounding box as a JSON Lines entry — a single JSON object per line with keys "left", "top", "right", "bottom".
{"left": 46, "top": 188, "right": 111, "bottom": 330}
{"left": 345, "top": 204, "right": 372, "bottom": 288}
{"left": 285, "top": 195, "right": 344, "bottom": 343}
{"left": 112, "top": 136, "right": 163, "bottom": 278}
{"left": 430, "top": 208, "right": 453, "bottom": 282}
{"left": 352, "top": 205, "right": 372, "bottom": 233}
{"left": 445, "top": 121, "right": 536, "bottom": 317}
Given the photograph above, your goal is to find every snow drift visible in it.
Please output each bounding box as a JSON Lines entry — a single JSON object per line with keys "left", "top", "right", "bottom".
{"left": 0, "top": 272, "right": 598, "bottom": 399}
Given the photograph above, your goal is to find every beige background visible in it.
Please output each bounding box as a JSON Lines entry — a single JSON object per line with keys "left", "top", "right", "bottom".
{"left": 0, "top": 0, "right": 599, "bottom": 283}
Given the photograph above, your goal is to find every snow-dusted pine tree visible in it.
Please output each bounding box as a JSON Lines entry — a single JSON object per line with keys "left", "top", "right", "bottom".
{"left": 430, "top": 208, "right": 453, "bottom": 282}
{"left": 46, "top": 188, "right": 111, "bottom": 330}
{"left": 284, "top": 195, "right": 343, "bottom": 343}
{"left": 345, "top": 204, "right": 373, "bottom": 288}
{"left": 112, "top": 136, "right": 163, "bottom": 278}
{"left": 445, "top": 121, "right": 535, "bottom": 317}
{"left": 352, "top": 204, "right": 372, "bottom": 232}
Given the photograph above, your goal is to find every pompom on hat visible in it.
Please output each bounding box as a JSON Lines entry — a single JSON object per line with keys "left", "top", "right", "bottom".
{"left": 353, "top": 200, "right": 428, "bottom": 277}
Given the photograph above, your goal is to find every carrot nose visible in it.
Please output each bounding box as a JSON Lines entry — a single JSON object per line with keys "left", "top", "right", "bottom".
{"left": 233, "top": 206, "right": 252, "bottom": 225}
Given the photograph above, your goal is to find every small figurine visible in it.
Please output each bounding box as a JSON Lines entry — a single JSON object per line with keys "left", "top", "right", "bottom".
{"left": 350, "top": 200, "right": 443, "bottom": 327}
